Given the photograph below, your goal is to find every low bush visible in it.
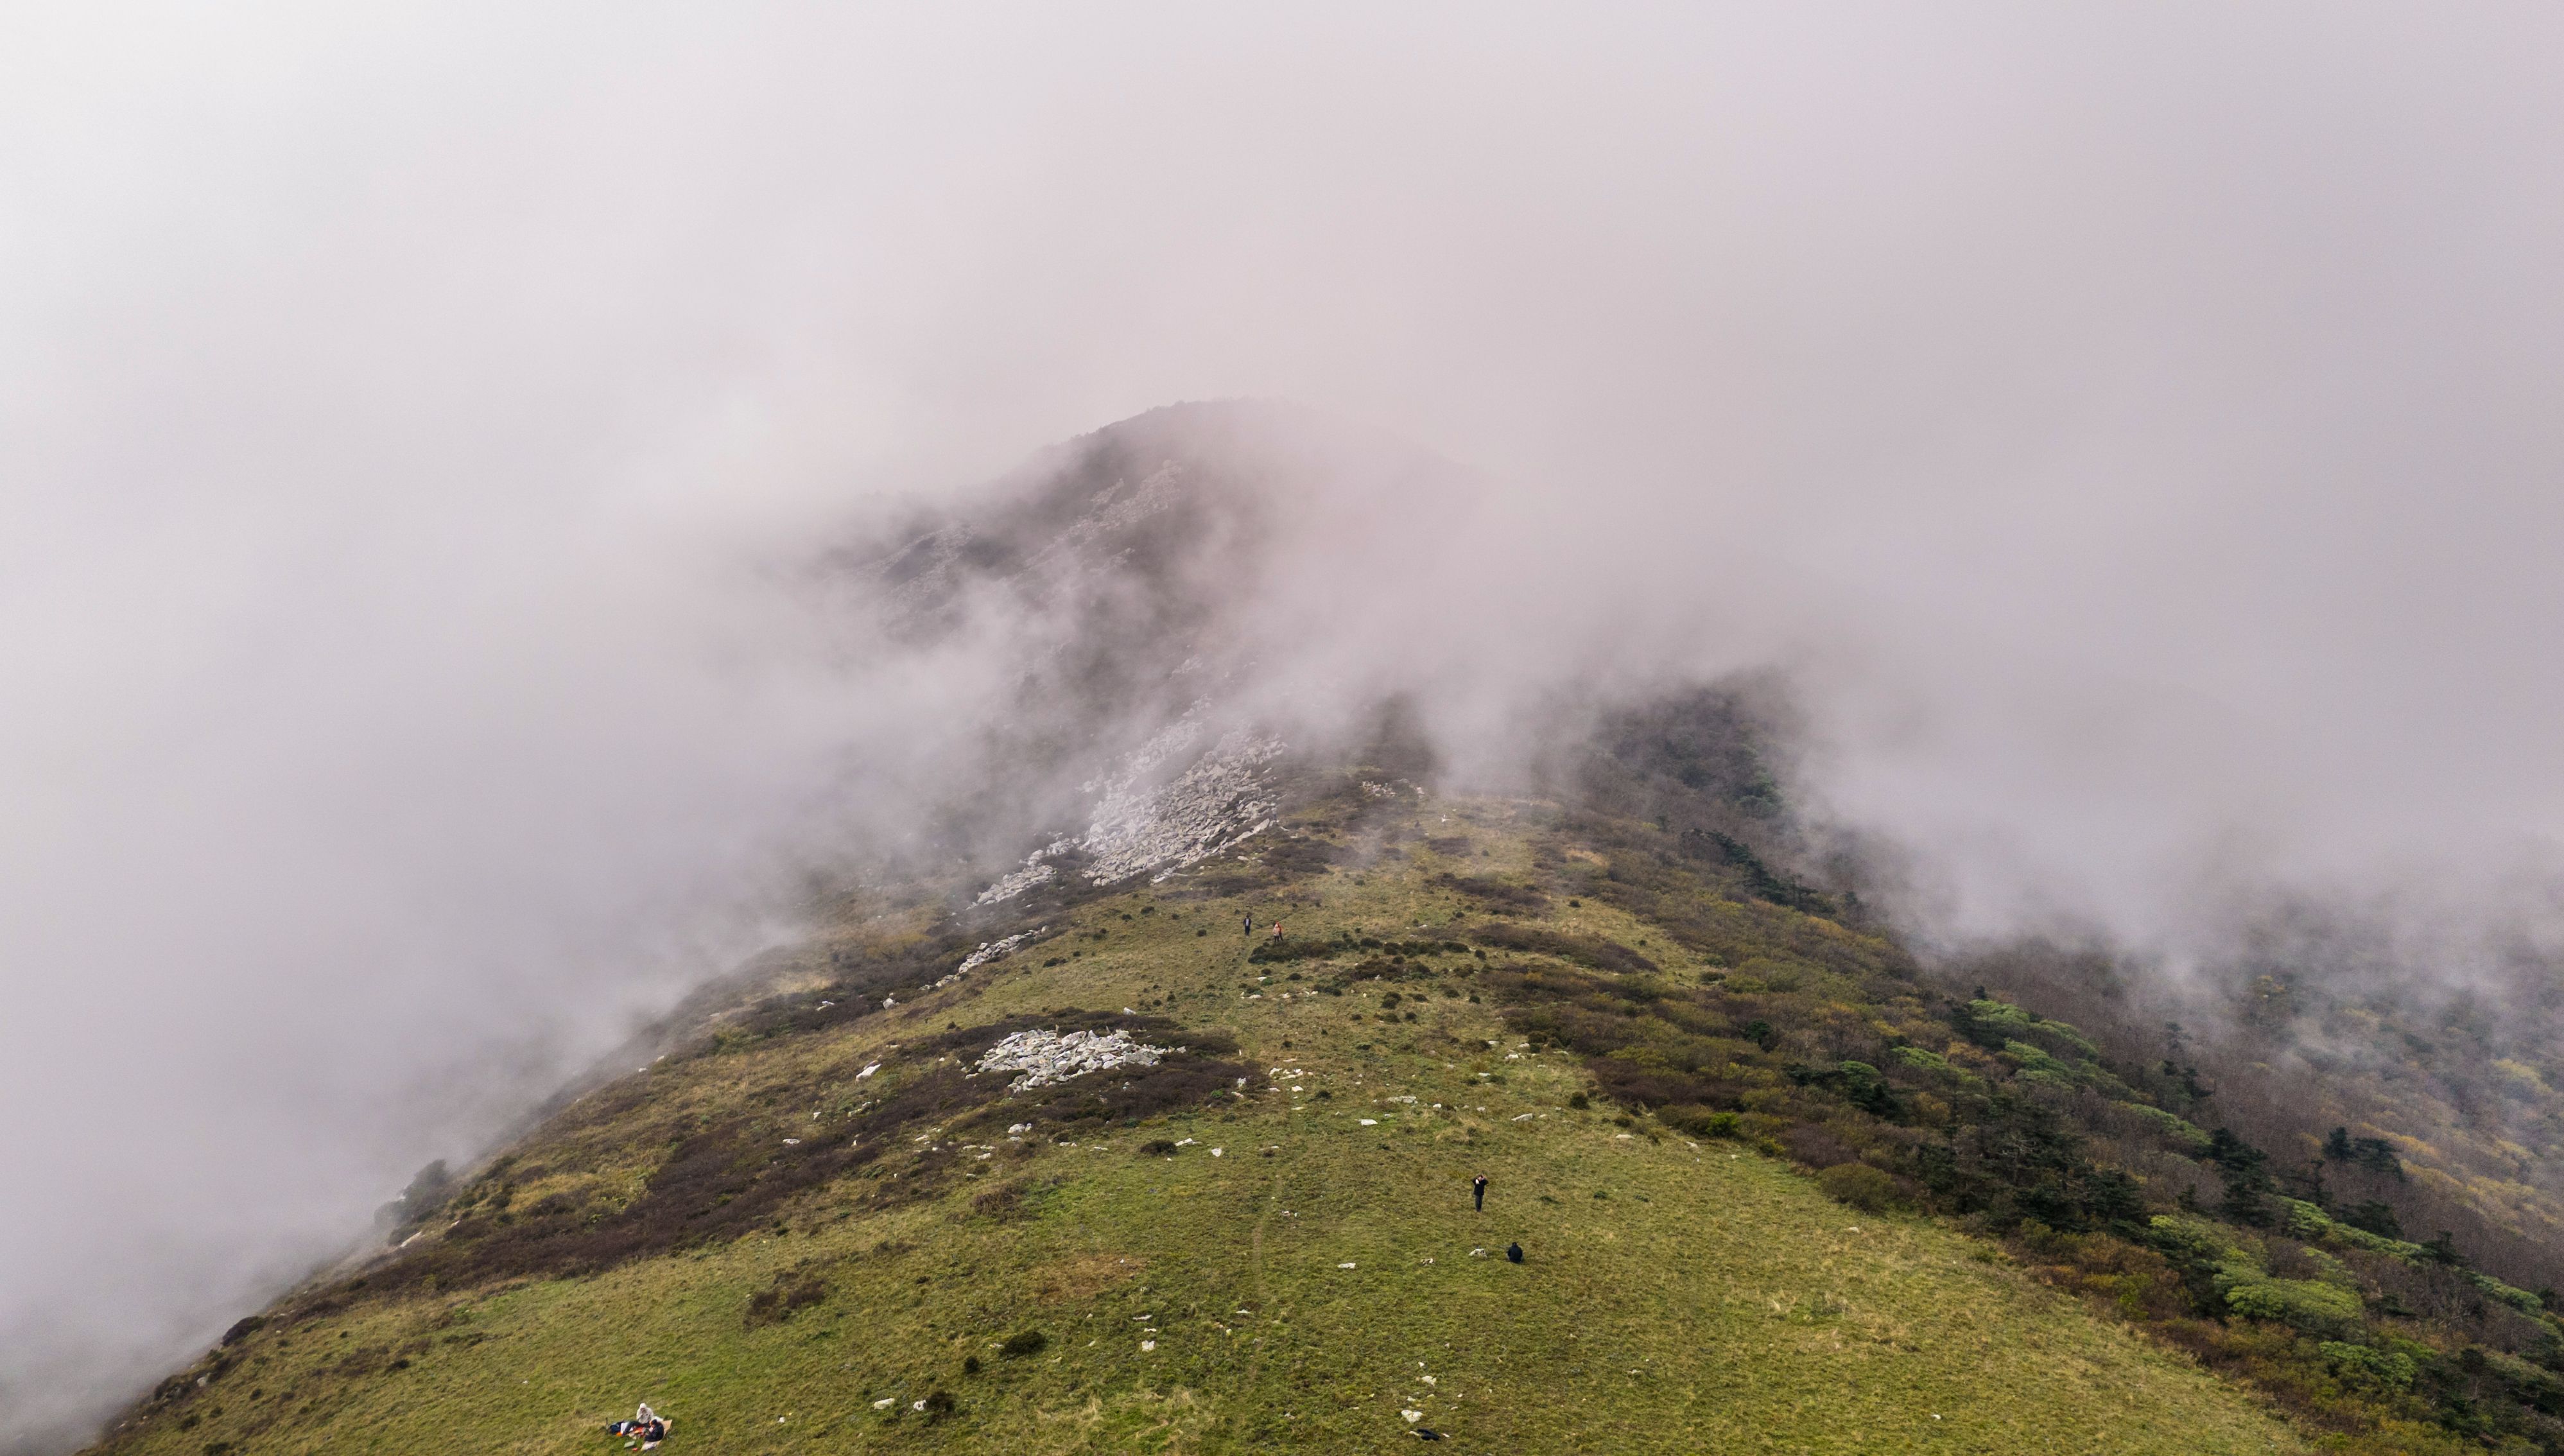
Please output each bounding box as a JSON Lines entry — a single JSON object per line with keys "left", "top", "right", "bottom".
{"left": 1430, "top": 873, "right": 1551, "bottom": 914}
{"left": 2224, "top": 1278, "right": 2363, "bottom": 1339}
{"left": 745, "top": 1272, "right": 828, "bottom": 1327}
{"left": 971, "top": 1180, "right": 1035, "bottom": 1220}
{"left": 1817, "top": 1163, "right": 1907, "bottom": 1213}
{"left": 1469, "top": 923, "right": 1657, "bottom": 973}
{"left": 999, "top": 1328, "right": 1048, "bottom": 1358}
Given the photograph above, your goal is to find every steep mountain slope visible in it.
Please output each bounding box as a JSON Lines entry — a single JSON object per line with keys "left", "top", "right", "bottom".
{"left": 88, "top": 771, "right": 2306, "bottom": 1455}
{"left": 84, "top": 406, "right": 2564, "bottom": 1455}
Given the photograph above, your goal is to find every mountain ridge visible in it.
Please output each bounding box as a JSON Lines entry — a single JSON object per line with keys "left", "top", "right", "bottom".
{"left": 78, "top": 408, "right": 2564, "bottom": 1455}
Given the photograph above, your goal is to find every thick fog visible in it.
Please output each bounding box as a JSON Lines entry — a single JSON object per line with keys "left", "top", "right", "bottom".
{"left": 7, "top": 4, "right": 2564, "bottom": 1446}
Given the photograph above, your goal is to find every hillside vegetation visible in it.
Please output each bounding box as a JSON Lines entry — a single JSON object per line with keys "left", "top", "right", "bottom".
{"left": 94, "top": 749, "right": 2321, "bottom": 1452}
{"left": 93, "top": 691, "right": 2564, "bottom": 1455}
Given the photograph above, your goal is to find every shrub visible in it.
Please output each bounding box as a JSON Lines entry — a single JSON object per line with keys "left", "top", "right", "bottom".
{"left": 1139, "top": 1140, "right": 1180, "bottom": 1156}
{"left": 2225, "top": 1277, "right": 2362, "bottom": 1339}
{"left": 1658, "top": 1105, "right": 1729, "bottom": 1137}
{"left": 2117, "top": 1101, "right": 2212, "bottom": 1154}
{"left": 2319, "top": 1340, "right": 2418, "bottom": 1394}
{"left": 744, "top": 1272, "right": 828, "bottom": 1327}
{"left": 1000, "top": 1328, "right": 1049, "bottom": 1358}
{"left": 972, "top": 1180, "right": 1036, "bottom": 1220}
{"left": 1469, "top": 923, "right": 1656, "bottom": 973}
{"left": 1430, "top": 873, "right": 1550, "bottom": 914}
{"left": 920, "top": 1389, "right": 956, "bottom": 1419}
{"left": 1817, "top": 1163, "right": 1907, "bottom": 1213}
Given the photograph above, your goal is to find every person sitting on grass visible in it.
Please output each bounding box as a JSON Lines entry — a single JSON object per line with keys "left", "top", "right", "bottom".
{"left": 605, "top": 1403, "right": 672, "bottom": 1450}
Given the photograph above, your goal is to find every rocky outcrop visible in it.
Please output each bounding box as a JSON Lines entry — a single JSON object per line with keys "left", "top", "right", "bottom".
{"left": 974, "top": 716, "right": 1282, "bottom": 905}
{"left": 975, "top": 1027, "right": 1177, "bottom": 1092}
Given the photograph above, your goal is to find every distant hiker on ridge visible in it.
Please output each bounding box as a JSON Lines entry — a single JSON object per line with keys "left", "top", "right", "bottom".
{"left": 1472, "top": 1173, "right": 1489, "bottom": 1211}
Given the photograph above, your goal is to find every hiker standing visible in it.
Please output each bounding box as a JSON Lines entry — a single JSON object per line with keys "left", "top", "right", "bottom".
{"left": 1472, "top": 1173, "right": 1488, "bottom": 1211}
{"left": 1243, "top": 914, "right": 1253, "bottom": 936}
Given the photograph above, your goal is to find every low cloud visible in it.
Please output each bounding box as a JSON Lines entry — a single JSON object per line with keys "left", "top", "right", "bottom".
{"left": 6, "top": 5, "right": 2564, "bottom": 1447}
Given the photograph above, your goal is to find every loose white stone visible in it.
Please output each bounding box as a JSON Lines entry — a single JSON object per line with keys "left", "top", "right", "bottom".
{"left": 950, "top": 926, "right": 1048, "bottom": 980}
{"left": 976, "top": 1027, "right": 1175, "bottom": 1092}
{"left": 976, "top": 716, "right": 1285, "bottom": 903}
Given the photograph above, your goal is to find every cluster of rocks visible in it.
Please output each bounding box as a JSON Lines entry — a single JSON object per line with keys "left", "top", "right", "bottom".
{"left": 975, "top": 715, "right": 1283, "bottom": 906}
{"left": 1082, "top": 724, "right": 1281, "bottom": 883}
{"left": 972, "top": 857, "right": 1057, "bottom": 906}
{"left": 1019, "top": 463, "right": 1185, "bottom": 577}
{"left": 976, "top": 1027, "right": 1178, "bottom": 1093}
{"left": 940, "top": 926, "right": 1047, "bottom": 986}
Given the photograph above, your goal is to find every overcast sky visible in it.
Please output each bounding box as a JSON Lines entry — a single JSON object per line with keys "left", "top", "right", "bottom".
{"left": 6, "top": 4, "right": 2563, "bottom": 1446}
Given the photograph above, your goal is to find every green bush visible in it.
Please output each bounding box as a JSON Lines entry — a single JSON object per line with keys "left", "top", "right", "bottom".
{"left": 1816, "top": 1163, "right": 1906, "bottom": 1213}
{"left": 2465, "top": 1270, "right": 2546, "bottom": 1314}
{"left": 2278, "top": 1199, "right": 2335, "bottom": 1242}
{"left": 2002, "top": 1040, "right": 2079, "bottom": 1081}
{"left": 2120, "top": 1102, "right": 2213, "bottom": 1155}
{"left": 2318, "top": 1340, "right": 2418, "bottom": 1394}
{"left": 2225, "top": 1278, "right": 2362, "bottom": 1339}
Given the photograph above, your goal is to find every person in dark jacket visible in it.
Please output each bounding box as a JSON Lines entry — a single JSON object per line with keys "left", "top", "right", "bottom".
{"left": 1506, "top": 1242, "right": 1524, "bottom": 1263}
{"left": 606, "top": 1403, "right": 672, "bottom": 1449}
{"left": 1471, "top": 1173, "right": 1489, "bottom": 1211}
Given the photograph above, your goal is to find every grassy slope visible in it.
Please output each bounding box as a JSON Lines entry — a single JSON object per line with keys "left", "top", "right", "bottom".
{"left": 100, "top": 801, "right": 2303, "bottom": 1456}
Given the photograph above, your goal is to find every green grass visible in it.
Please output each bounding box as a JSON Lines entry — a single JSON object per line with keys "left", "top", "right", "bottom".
{"left": 103, "top": 802, "right": 2305, "bottom": 1455}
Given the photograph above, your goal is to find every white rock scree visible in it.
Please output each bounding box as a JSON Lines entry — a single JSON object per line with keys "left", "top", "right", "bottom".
{"left": 974, "top": 1027, "right": 1180, "bottom": 1093}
